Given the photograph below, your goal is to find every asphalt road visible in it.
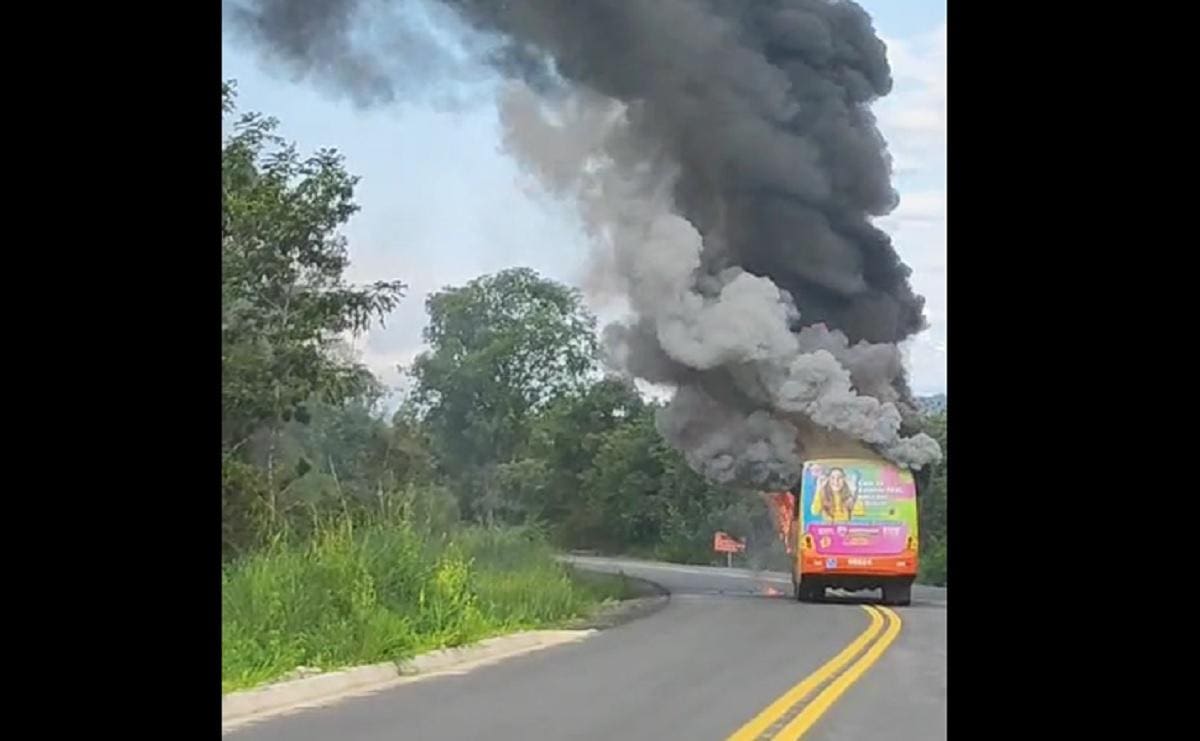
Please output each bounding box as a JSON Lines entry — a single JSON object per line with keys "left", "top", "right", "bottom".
{"left": 227, "top": 556, "right": 946, "bottom": 740}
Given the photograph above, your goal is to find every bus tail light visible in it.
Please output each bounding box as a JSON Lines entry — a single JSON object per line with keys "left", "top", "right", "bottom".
{"left": 906, "top": 536, "right": 918, "bottom": 552}
{"left": 803, "top": 534, "right": 815, "bottom": 551}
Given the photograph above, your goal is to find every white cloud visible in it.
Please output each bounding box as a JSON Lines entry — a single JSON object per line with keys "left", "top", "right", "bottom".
{"left": 884, "top": 189, "right": 945, "bottom": 224}
{"left": 877, "top": 23, "right": 947, "bottom": 177}
{"left": 875, "top": 21, "right": 948, "bottom": 396}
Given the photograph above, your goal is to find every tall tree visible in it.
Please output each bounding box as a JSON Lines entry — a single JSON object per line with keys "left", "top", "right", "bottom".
{"left": 408, "top": 268, "right": 597, "bottom": 520}
{"left": 221, "top": 81, "right": 405, "bottom": 547}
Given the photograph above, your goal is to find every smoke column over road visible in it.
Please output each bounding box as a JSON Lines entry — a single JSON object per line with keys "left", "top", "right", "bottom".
{"left": 227, "top": 0, "right": 942, "bottom": 489}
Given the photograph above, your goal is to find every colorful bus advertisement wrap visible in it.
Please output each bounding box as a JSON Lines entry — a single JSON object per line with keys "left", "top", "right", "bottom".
{"left": 799, "top": 459, "right": 917, "bottom": 556}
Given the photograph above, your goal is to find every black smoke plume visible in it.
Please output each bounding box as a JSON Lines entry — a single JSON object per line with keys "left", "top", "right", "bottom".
{"left": 226, "top": 0, "right": 942, "bottom": 488}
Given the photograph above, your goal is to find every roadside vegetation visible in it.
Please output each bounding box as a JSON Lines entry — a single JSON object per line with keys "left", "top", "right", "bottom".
{"left": 221, "top": 82, "right": 948, "bottom": 690}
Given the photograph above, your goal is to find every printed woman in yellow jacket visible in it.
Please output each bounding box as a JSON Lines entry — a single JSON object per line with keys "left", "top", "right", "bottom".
{"left": 810, "top": 467, "right": 867, "bottom": 521}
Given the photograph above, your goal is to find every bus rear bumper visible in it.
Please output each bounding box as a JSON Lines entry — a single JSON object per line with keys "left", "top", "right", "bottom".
{"left": 798, "top": 554, "right": 917, "bottom": 584}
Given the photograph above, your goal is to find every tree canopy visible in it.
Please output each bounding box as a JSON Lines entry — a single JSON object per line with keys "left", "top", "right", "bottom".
{"left": 219, "top": 80, "right": 948, "bottom": 582}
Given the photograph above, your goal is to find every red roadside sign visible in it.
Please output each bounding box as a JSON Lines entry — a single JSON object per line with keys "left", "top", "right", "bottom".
{"left": 713, "top": 531, "right": 746, "bottom": 553}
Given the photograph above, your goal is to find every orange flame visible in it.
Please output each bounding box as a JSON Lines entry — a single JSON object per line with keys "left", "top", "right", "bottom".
{"left": 762, "top": 492, "right": 796, "bottom": 553}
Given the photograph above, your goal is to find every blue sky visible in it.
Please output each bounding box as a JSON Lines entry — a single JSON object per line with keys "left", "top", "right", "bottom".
{"left": 222, "top": 0, "right": 947, "bottom": 401}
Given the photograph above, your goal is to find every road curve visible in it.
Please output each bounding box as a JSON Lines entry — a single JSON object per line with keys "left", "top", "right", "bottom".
{"left": 226, "top": 556, "right": 946, "bottom": 740}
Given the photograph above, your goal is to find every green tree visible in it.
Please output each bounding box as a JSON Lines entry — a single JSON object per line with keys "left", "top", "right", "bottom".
{"left": 221, "top": 81, "right": 405, "bottom": 551}
{"left": 515, "top": 378, "right": 647, "bottom": 529}
{"left": 276, "top": 398, "right": 421, "bottom": 501}
{"left": 574, "top": 408, "right": 669, "bottom": 549}
{"left": 564, "top": 403, "right": 742, "bottom": 558}
{"left": 408, "top": 268, "right": 598, "bottom": 521}
{"left": 916, "top": 411, "right": 947, "bottom": 585}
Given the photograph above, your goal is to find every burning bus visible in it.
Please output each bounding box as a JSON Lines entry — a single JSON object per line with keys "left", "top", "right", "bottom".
{"left": 775, "top": 457, "right": 919, "bottom": 606}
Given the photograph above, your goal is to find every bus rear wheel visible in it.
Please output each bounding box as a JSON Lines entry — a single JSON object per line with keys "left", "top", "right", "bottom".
{"left": 882, "top": 582, "right": 911, "bottom": 607}
{"left": 796, "top": 582, "right": 824, "bottom": 603}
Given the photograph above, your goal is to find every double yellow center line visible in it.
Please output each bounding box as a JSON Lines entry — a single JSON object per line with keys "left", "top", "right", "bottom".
{"left": 726, "top": 605, "right": 903, "bottom": 740}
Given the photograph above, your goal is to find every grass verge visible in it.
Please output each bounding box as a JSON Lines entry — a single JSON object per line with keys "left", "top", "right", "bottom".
{"left": 222, "top": 520, "right": 629, "bottom": 694}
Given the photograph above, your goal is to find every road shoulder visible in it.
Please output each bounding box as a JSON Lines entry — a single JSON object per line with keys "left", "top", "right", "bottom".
{"left": 223, "top": 572, "right": 669, "bottom": 731}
